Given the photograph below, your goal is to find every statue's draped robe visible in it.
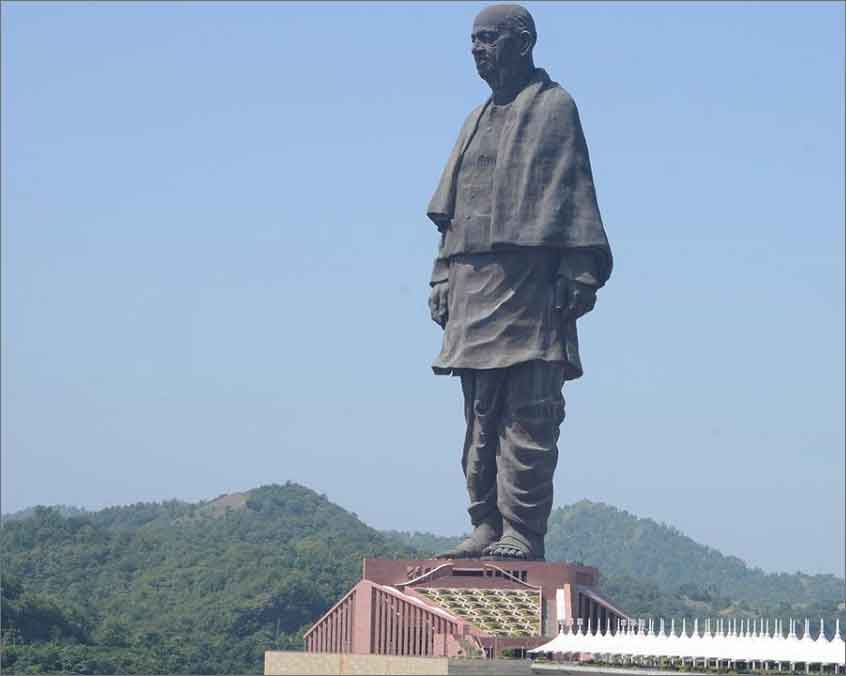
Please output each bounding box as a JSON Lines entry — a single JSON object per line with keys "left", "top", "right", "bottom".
{"left": 428, "top": 68, "right": 612, "bottom": 381}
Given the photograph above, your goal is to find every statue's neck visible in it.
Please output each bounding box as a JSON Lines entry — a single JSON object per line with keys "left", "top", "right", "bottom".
{"left": 488, "top": 62, "right": 535, "bottom": 105}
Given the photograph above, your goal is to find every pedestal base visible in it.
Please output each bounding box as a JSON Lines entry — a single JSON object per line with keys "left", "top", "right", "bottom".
{"left": 297, "top": 558, "right": 629, "bottom": 659}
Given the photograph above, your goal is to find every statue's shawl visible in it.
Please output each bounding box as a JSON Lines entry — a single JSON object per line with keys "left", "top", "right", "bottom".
{"left": 427, "top": 68, "right": 612, "bottom": 285}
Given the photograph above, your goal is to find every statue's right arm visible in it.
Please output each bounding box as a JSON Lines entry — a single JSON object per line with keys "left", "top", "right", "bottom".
{"left": 428, "top": 233, "right": 449, "bottom": 328}
{"left": 429, "top": 281, "right": 449, "bottom": 329}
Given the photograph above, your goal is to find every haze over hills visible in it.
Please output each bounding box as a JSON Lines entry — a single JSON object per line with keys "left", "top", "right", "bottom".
{"left": 2, "top": 483, "right": 844, "bottom": 675}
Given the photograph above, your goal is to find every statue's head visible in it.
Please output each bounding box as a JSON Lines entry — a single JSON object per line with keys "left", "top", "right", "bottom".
{"left": 471, "top": 4, "right": 536, "bottom": 87}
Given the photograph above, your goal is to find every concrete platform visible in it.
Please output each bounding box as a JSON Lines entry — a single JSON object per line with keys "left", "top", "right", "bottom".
{"left": 264, "top": 650, "right": 448, "bottom": 675}
{"left": 264, "top": 652, "right": 708, "bottom": 675}
{"left": 265, "top": 652, "right": 539, "bottom": 675}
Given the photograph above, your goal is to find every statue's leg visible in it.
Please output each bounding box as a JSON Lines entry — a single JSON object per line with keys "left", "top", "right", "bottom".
{"left": 437, "top": 368, "right": 505, "bottom": 559}
{"left": 483, "top": 360, "right": 566, "bottom": 561}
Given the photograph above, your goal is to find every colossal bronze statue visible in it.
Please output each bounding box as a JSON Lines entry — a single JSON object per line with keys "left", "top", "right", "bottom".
{"left": 427, "top": 4, "right": 612, "bottom": 561}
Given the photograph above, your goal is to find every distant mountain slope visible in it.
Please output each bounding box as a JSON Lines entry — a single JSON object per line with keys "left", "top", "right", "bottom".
{"left": 544, "top": 500, "right": 844, "bottom": 606}
{"left": 381, "top": 530, "right": 461, "bottom": 556}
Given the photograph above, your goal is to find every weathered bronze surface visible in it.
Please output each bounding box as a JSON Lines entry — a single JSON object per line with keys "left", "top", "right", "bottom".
{"left": 427, "top": 4, "right": 612, "bottom": 561}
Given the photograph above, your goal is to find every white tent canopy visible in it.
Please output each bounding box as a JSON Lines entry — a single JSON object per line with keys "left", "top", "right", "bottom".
{"left": 530, "top": 617, "right": 846, "bottom": 667}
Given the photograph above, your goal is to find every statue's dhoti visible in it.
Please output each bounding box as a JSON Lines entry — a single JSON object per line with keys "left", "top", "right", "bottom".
{"left": 459, "top": 359, "right": 565, "bottom": 559}
{"left": 432, "top": 249, "right": 571, "bottom": 559}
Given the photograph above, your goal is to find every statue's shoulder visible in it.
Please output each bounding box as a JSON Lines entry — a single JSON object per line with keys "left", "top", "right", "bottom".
{"left": 538, "top": 78, "right": 579, "bottom": 114}
{"left": 459, "top": 101, "right": 487, "bottom": 129}
{"left": 467, "top": 101, "right": 487, "bottom": 118}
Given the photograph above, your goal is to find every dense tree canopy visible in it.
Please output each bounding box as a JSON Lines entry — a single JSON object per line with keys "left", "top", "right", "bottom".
{"left": 544, "top": 500, "right": 844, "bottom": 606}
{"left": 2, "top": 484, "right": 843, "bottom": 674}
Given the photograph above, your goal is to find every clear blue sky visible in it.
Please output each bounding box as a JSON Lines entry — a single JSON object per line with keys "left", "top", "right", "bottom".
{"left": 2, "top": 1, "right": 843, "bottom": 576}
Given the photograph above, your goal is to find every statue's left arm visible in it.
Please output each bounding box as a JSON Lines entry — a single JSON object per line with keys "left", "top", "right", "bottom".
{"left": 555, "top": 249, "right": 600, "bottom": 320}
{"left": 544, "top": 87, "right": 611, "bottom": 320}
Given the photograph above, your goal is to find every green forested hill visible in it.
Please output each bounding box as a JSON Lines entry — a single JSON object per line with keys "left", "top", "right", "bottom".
{"left": 1, "top": 484, "right": 416, "bottom": 674}
{"left": 544, "top": 500, "right": 844, "bottom": 607}
{"left": 2, "top": 484, "right": 843, "bottom": 675}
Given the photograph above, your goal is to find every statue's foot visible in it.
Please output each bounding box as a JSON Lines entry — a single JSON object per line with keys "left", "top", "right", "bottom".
{"left": 436, "top": 521, "right": 501, "bottom": 559}
{"left": 481, "top": 532, "right": 544, "bottom": 562}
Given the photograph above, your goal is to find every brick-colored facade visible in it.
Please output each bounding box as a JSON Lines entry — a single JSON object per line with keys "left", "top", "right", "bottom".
{"left": 301, "top": 558, "right": 629, "bottom": 659}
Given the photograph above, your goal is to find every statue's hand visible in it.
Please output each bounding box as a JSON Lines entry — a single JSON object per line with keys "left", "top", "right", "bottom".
{"left": 428, "top": 282, "right": 449, "bottom": 328}
{"left": 555, "top": 277, "right": 597, "bottom": 321}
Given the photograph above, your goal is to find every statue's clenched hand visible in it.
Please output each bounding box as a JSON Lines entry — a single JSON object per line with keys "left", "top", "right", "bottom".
{"left": 555, "top": 277, "right": 597, "bottom": 321}
{"left": 429, "top": 282, "right": 449, "bottom": 328}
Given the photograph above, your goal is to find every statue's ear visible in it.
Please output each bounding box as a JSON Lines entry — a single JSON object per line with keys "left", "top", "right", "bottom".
{"left": 518, "top": 30, "right": 535, "bottom": 57}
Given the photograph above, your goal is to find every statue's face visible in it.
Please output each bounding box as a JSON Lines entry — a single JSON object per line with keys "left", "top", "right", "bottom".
{"left": 470, "top": 18, "right": 521, "bottom": 82}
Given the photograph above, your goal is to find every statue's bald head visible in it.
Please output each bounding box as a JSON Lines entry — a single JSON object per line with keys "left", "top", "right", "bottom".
{"left": 473, "top": 4, "right": 537, "bottom": 51}
{"left": 471, "top": 4, "right": 537, "bottom": 92}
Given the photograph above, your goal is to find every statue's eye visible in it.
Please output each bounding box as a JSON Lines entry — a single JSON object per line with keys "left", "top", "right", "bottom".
{"left": 472, "top": 31, "right": 497, "bottom": 44}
